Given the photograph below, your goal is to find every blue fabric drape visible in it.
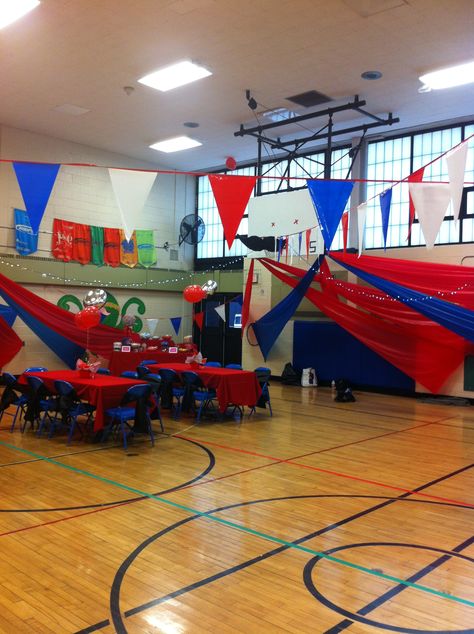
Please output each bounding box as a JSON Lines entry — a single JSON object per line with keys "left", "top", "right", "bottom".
{"left": 13, "top": 162, "right": 60, "bottom": 234}
{"left": 331, "top": 254, "right": 474, "bottom": 344}
{"left": 0, "top": 305, "right": 17, "bottom": 328}
{"left": 306, "top": 180, "right": 354, "bottom": 249}
{"left": 252, "top": 256, "right": 323, "bottom": 360}
{"left": 0, "top": 293, "right": 82, "bottom": 368}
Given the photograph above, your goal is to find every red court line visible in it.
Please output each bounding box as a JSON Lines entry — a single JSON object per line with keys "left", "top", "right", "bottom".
{"left": 175, "top": 434, "right": 474, "bottom": 509}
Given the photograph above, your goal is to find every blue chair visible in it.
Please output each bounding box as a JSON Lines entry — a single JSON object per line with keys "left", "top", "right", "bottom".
{"left": 121, "top": 371, "right": 139, "bottom": 379}
{"left": 136, "top": 365, "right": 152, "bottom": 379}
{"left": 205, "top": 361, "right": 221, "bottom": 368}
{"left": 181, "top": 371, "right": 217, "bottom": 422}
{"left": 41, "top": 380, "right": 95, "bottom": 443}
{"left": 144, "top": 373, "right": 164, "bottom": 432}
{"left": 103, "top": 383, "right": 154, "bottom": 450}
{"left": 24, "top": 367, "right": 48, "bottom": 372}
{"left": 225, "top": 363, "right": 242, "bottom": 370}
{"left": 249, "top": 367, "right": 272, "bottom": 417}
{"left": 138, "top": 360, "right": 157, "bottom": 366}
{"left": 0, "top": 373, "right": 28, "bottom": 432}
{"left": 96, "top": 368, "right": 111, "bottom": 375}
{"left": 158, "top": 368, "right": 185, "bottom": 418}
{"left": 24, "top": 375, "right": 58, "bottom": 432}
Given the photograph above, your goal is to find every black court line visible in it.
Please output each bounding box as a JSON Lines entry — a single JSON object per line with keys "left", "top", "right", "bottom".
{"left": 77, "top": 461, "right": 472, "bottom": 633}
{"left": 319, "top": 536, "right": 474, "bottom": 633}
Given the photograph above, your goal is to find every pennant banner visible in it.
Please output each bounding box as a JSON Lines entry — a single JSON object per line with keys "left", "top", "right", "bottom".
{"left": 170, "top": 316, "right": 181, "bottom": 336}
{"left": 145, "top": 318, "right": 159, "bottom": 335}
{"left": 408, "top": 182, "right": 451, "bottom": 248}
{"left": 209, "top": 174, "right": 257, "bottom": 248}
{"left": 446, "top": 141, "right": 468, "bottom": 222}
{"left": 341, "top": 212, "right": 349, "bottom": 253}
{"left": 193, "top": 311, "right": 204, "bottom": 330}
{"left": 248, "top": 188, "right": 317, "bottom": 238}
{"left": 14, "top": 208, "right": 38, "bottom": 256}
{"left": 215, "top": 304, "right": 226, "bottom": 322}
{"left": 407, "top": 167, "right": 425, "bottom": 239}
{"left": 357, "top": 202, "right": 367, "bottom": 257}
{"left": 109, "top": 168, "right": 157, "bottom": 241}
{"left": 13, "top": 162, "right": 60, "bottom": 234}
{"left": 306, "top": 179, "right": 354, "bottom": 249}
{"left": 379, "top": 189, "right": 392, "bottom": 250}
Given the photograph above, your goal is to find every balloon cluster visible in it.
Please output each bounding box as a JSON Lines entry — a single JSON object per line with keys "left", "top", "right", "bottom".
{"left": 183, "top": 280, "right": 218, "bottom": 303}
{"left": 74, "top": 289, "right": 106, "bottom": 330}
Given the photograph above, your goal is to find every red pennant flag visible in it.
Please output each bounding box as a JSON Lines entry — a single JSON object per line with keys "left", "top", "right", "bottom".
{"left": 407, "top": 167, "right": 424, "bottom": 240}
{"left": 241, "top": 259, "right": 254, "bottom": 335}
{"left": 341, "top": 212, "right": 349, "bottom": 253}
{"left": 209, "top": 174, "right": 257, "bottom": 249}
{"left": 193, "top": 311, "right": 204, "bottom": 330}
{"left": 305, "top": 228, "right": 312, "bottom": 255}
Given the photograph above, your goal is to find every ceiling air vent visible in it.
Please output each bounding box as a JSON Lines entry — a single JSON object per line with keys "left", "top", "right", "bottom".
{"left": 286, "top": 90, "right": 332, "bottom": 108}
{"left": 169, "top": 249, "right": 179, "bottom": 261}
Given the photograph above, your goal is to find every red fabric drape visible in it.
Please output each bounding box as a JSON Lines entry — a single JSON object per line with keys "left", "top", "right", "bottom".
{"left": 0, "top": 271, "right": 121, "bottom": 359}
{"left": 52, "top": 218, "right": 74, "bottom": 262}
{"left": 0, "top": 316, "right": 23, "bottom": 368}
{"left": 103, "top": 228, "right": 121, "bottom": 267}
{"left": 330, "top": 252, "right": 474, "bottom": 308}
{"left": 72, "top": 223, "right": 91, "bottom": 265}
{"left": 208, "top": 175, "right": 257, "bottom": 249}
{"left": 260, "top": 258, "right": 466, "bottom": 393}
{"left": 241, "top": 259, "right": 254, "bottom": 335}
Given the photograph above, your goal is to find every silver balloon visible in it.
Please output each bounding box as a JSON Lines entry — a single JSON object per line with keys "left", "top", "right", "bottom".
{"left": 83, "top": 288, "right": 107, "bottom": 309}
{"left": 201, "top": 280, "right": 218, "bottom": 295}
{"left": 122, "top": 314, "right": 136, "bottom": 327}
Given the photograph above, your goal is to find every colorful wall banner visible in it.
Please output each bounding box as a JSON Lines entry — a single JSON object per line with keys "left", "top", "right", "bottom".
{"left": 103, "top": 228, "right": 121, "bottom": 267}
{"left": 119, "top": 230, "right": 138, "bottom": 268}
{"left": 52, "top": 218, "right": 74, "bottom": 262}
{"left": 109, "top": 168, "right": 157, "bottom": 241}
{"left": 209, "top": 174, "right": 257, "bottom": 248}
{"left": 306, "top": 179, "right": 354, "bottom": 249}
{"left": 12, "top": 162, "right": 60, "bottom": 234}
{"left": 14, "top": 208, "right": 38, "bottom": 256}
{"left": 136, "top": 229, "right": 156, "bottom": 268}
{"left": 72, "top": 223, "right": 92, "bottom": 265}
{"left": 91, "top": 226, "right": 105, "bottom": 266}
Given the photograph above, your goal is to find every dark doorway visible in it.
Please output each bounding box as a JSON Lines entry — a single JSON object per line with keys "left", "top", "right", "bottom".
{"left": 192, "top": 293, "right": 242, "bottom": 366}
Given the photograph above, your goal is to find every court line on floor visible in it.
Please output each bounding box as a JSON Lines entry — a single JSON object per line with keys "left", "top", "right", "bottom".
{"left": 0, "top": 438, "right": 472, "bottom": 612}
{"left": 175, "top": 432, "right": 474, "bottom": 508}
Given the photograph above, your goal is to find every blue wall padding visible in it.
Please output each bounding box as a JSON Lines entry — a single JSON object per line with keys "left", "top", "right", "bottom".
{"left": 293, "top": 320, "right": 415, "bottom": 390}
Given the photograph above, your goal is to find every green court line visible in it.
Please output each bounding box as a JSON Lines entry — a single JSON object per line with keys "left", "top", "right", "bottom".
{"left": 1, "top": 439, "right": 473, "bottom": 610}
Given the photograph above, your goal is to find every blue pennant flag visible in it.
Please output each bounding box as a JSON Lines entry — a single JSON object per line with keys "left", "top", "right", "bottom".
{"left": 13, "top": 162, "right": 60, "bottom": 234}
{"left": 14, "top": 208, "right": 38, "bottom": 256}
{"left": 306, "top": 180, "right": 354, "bottom": 249}
{"left": 170, "top": 316, "right": 182, "bottom": 336}
{"left": 379, "top": 189, "right": 392, "bottom": 250}
{"left": 252, "top": 256, "right": 323, "bottom": 360}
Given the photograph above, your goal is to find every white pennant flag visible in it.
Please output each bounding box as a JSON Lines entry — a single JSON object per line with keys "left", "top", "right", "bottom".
{"left": 248, "top": 188, "right": 317, "bottom": 237}
{"left": 145, "top": 318, "right": 159, "bottom": 335}
{"left": 357, "top": 202, "right": 367, "bottom": 257}
{"left": 214, "top": 304, "right": 226, "bottom": 322}
{"left": 446, "top": 141, "right": 468, "bottom": 222}
{"left": 409, "top": 182, "right": 451, "bottom": 249}
{"left": 109, "top": 168, "right": 157, "bottom": 241}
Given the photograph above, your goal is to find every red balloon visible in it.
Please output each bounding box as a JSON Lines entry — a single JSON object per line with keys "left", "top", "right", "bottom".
{"left": 225, "top": 156, "right": 237, "bottom": 170}
{"left": 183, "top": 285, "right": 206, "bottom": 303}
{"left": 74, "top": 306, "right": 101, "bottom": 330}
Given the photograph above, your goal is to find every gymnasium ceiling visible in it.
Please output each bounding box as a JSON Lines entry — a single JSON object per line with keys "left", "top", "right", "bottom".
{"left": 0, "top": 0, "right": 473, "bottom": 172}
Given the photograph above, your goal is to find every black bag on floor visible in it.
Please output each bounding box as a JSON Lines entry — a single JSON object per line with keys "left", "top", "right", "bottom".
{"left": 334, "top": 379, "right": 356, "bottom": 402}
{"left": 281, "top": 362, "right": 300, "bottom": 385}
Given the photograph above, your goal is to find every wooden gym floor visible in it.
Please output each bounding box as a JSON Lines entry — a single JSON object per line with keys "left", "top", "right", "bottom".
{"left": 0, "top": 383, "right": 473, "bottom": 633}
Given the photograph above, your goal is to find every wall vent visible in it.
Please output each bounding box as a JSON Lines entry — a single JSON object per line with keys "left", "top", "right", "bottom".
{"left": 169, "top": 249, "right": 179, "bottom": 261}
{"left": 286, "top": 90, "right": 332, "bottom": 108}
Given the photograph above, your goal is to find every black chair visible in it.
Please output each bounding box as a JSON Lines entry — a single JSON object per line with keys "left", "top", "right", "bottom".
{"left": 24, "top": 375, "right": 58, "bottom": 431}
{"left": 181, "top": 371, "right": 217, "bottom": 422}
{"left": 158, "top": 368, "right": 185, "bottom": 418}
{"left": 41, "top": 380, "right": 95, "bottom": 443}
{"left": 249, "top": 367, "right": 272, "bottom": 417}
{"left": 102, "top": 384, "right": 154, "bottom": 450}
{"left": 0, "top": 372, "right": 28, "bottom": 432}
{"left": 143, "top": 373, "right": 164, "bottom": 432}
{"left": 136, "top": 365, "right": 152, "bottom": 379}
{"left": 96, "top": 368, "right": 111, "bottom": 375}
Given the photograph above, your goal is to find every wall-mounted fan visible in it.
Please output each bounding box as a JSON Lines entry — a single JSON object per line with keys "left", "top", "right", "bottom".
{"left": 179, "top": 214, "right": 206, "bottom": 246}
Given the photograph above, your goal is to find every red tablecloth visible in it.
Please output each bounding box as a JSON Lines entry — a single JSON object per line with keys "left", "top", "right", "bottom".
{"left": 24, "top": 370, "right": 147, "bottom": 431}
{"left": 109, "top": 350, "right": 189, "bottom": 375}
{"left": 148, "top": 363, "right": 261, "bottom": 412}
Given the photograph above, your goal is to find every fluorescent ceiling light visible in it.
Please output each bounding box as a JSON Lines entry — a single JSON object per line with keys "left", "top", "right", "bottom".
{"left": 138, "top": 60, "right": 212, "bottom": 92}
{"left": 419, "top": 60, "right": 474, "bottom": 90}
{"left": 150, "top": 136, "right": 202, "bottom": 153}
{"left": 0, "top": 0, "right": 40, "bottom": 30}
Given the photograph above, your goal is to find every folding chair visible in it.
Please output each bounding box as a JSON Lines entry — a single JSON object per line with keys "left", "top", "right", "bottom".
{"left": 158, "top": 368, "right": 185, "bottom": 418}
{"left": 249, "top": 367, "right": 272, "bottom": 417}
{"left": 136, "top": 365, "right": 152, "bottom": 379}
{"left": 204, "top": 361, "right": 221, "bottom": 368}
{"left": 24, "top": 375, "right": 58, "bottom": 432}
{"left": 121, "top": 370, "right": 139, "bottom": 379}
{"left": 96, "top": 368, "right": 111, "bottom": 375}
{"left": 0, "top": 372, "right": 28, "bottom": 432}
{"left": 144, "top": 373, "right": 164, "bottom": 432}
{"left": 103, "top": 384, "right": 154, "bottom": 450}
{"left": 225, "top": 363, "right": 242, "bottom": 370}
{"left": 181, "top": 371, "right": 217, "bottom": 422}
{"left": 41, "top": 380, "right": 95, "bottom": 443}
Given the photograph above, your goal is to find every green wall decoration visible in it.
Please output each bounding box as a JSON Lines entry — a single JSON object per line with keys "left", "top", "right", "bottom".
{"left": 57, "top": 291, "right": 145, "bottom": 332}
